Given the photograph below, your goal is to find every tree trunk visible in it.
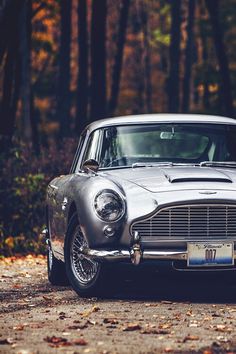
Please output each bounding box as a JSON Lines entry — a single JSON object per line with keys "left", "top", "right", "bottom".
{"left": 205, "top": 0, "right": 234, "bottom": 117}
{"left": 0, "top": 0, "right": 18, "bottom": 64}
{"left": 0, "top": 1, "right": 21, "bottom": 152}
{"left": 108, "top": 0, "right": 130, "bottom": 116}
{"left": 57, "top": 0, "right": 72, "bottom": 136}
{"left": 167, "top": 0, "right": 182, "bottom": 113}
{"left": 182, "top": 0, "right": 195, "bottom": 113}
{"left": 19, "top": 0, "right": 32, "bottom": 141}
{"left": 90, "top": 0, "right": 107, "bottom": 122}
{"left": 76, "top": 0, "right": 88, "bottom": 135}
{"left": 140, "top": 1, "right": 152, "bottom": 113}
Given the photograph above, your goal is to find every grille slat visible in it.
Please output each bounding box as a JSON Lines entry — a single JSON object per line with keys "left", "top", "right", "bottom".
{"left": 132, "top": 204, "right": 236, "bottom": 240}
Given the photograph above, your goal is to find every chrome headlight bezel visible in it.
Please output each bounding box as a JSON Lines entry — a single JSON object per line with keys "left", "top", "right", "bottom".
{"left": 94, "top": 189, "right": 125, "bottom": 222}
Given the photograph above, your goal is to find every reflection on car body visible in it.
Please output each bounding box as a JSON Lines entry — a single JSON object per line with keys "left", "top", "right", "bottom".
{"left": 45, "top": 114, "right": 236, "bottom": 296}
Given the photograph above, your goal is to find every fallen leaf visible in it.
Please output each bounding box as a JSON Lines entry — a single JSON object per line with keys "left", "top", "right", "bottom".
{"left": 44, "top": 336, "right": 71, "bottom": 348}
{"left": 42, "top": 295, "right": 53, "bottom": 302}
{"left": 183, "top": 335, "right": 199, "bottom": 342}
{"left": 73, "top": 338, "right": 88, "bottom": 346}
{"left": 211, "top": 312, "right": 221, "bottom": 317}
{"left": 59, "top": 312, "right": 67, "bottom": 320}
{"left": 30, "top": 323, "right": 43, "bottom": 329}
{"left": 13, "top": 325, "right": 24, "bottom": 331}
{"left": 141, "top": 327, "right": 170, "bottom": 335}
{"left": 216, "top": 325, "right": 232, "bottom": 333}
{"left": 159, "top": 324, "right": 171, "bottom": 329}
{"left": 123, "top": 323, "right": 141, "bottom": 331}
{"left": 81, "top": 306, "right": 100, "bottom": 317}
{"left": 68, "top": 324, "right": 88, "bottom": 330}
{"left": 12, "top": 284, "right": 21, "bottom": 289}
{"left": 103, "top": 318, "right": 119, "bottom": 325}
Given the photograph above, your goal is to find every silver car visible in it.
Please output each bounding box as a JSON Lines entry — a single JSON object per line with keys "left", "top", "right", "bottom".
{"left": 45, "top": 114, "right": 236, "bottom": 296}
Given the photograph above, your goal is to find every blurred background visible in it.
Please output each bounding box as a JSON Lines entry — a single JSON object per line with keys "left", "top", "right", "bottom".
{"left": 0, "top": 0, "right": 236, "bottom": 255}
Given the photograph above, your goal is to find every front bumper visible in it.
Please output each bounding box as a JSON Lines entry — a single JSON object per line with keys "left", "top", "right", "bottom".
{"left": 82, "top": 232, "right": 236, "bottom": 268}
{"left": 82, "top": 247, "right": 236, "bottom": 273}
{"left": 82, "top": 248, "right": 187, "bottom": 262}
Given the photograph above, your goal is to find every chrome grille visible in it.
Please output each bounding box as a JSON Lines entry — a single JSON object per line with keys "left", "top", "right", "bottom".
{"left": 132, "top": 204, "right": 236, "bottom": 241}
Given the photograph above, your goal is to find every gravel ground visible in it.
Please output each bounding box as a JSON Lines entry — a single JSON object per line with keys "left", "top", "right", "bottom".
{"left": 1, "top": 256, "right": 236, "bottom": 354}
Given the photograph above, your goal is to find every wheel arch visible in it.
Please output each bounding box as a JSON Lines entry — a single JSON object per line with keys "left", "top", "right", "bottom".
{"left": 68, "top": 201, "right": 78, "bottom": 224}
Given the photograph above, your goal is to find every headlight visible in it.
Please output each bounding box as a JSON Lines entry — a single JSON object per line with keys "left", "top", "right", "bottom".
{"left": 94, "top": 190, "right": 125, "bottom": 222}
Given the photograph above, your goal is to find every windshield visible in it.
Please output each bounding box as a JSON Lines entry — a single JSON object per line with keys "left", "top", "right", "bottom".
{"left": 95, "top": 123, "right": 236, "bottom": 168}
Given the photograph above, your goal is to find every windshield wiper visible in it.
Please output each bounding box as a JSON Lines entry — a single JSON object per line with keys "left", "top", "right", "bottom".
{"left": 132, "top": 162, "right": 174, "bottom": 168}
{"left": 200, "top": 161, "right": 236, "bottom": 168}
{"left": 132, "top": 162, "right": 201, "bottom": 168}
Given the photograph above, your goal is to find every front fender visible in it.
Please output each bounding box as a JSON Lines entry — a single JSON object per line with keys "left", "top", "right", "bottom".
{"left": 67, "top": 172, "right": 158, "bottom": 248}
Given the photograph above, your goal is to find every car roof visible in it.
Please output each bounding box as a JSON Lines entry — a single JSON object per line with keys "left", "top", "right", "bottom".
{"left": 85, "top": 114, "right": 236, "bottom": 132}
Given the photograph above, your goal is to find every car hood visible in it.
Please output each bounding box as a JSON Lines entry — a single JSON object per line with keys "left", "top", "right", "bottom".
{"left": 103, "top": 166, "right": 236, "bottom": 193}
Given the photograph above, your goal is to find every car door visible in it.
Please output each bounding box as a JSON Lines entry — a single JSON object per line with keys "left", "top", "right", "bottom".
{"left": 48, "top": 133, "right": 88, "bottom": 256}
{"left": 48, "top": 175, "right": 69, "bottom": 256}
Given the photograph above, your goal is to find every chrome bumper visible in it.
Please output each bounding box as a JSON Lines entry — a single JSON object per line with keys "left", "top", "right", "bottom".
{"left": 82, "top": 245, "right": 236, "bottom": 265}
{"left": 82, "top": 231, "right": 236, "bottom": 265}
{"left": 82, "top": 248, "right": 187, "bottom": 264}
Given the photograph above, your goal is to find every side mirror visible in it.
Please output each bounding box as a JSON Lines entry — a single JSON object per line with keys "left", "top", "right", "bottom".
{"left": 82, "top": 159, "right": 99, "bottom": 173}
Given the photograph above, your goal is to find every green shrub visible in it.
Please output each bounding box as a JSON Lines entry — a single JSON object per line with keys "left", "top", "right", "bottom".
{"left": 0, "top": 139, "right": 77, "bottom": 256}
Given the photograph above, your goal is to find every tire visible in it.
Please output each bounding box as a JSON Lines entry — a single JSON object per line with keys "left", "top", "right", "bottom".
{"left": 47, "top": 243, "right": 69, "bottom": 286}
{"left": 64, "top": 213, "right": 114, "bottom": 297}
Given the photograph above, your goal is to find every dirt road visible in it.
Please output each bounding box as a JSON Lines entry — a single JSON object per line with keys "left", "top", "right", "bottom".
{"left": 1, "top": 256, "right": 236, "bottom": 354}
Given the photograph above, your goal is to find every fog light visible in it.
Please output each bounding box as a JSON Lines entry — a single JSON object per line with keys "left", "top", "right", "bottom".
{"left": 103, "top": 226, "right": 115, "bottom": 238}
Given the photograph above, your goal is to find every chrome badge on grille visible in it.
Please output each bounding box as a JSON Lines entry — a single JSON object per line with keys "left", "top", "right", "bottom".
{"left": 199, "top": 191, "right": 217, "bottom": 195}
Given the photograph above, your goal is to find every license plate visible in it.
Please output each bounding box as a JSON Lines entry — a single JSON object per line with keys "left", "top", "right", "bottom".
{"left": 187, "top": 242, "right": 234, "bottom": 267}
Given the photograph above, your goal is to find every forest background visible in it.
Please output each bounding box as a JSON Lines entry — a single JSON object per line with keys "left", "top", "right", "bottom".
{"left": 0, "top": 0, "right": 235, "bottom": 255}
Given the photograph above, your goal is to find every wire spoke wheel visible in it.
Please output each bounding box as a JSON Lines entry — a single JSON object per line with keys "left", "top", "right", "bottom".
{"left": 70, "top": 226, "right": 100, "bottom": 285}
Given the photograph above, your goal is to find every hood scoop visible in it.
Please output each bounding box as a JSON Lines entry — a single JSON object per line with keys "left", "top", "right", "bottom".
{"left": 163, "top": 167, "right": 232, "bottom": 184}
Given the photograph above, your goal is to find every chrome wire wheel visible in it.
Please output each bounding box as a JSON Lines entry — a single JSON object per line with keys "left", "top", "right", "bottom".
{"left": 70, "top": 226, "right": 100, "bottom": 285}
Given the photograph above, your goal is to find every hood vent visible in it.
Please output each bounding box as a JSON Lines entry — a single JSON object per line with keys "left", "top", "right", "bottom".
{"left": 163, "top": 168, "right": 232, "bottom": 184}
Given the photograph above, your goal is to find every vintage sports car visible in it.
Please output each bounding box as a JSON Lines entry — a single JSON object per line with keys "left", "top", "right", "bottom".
{"left": 45, "top": 114, "right": 236, "bottom": 296}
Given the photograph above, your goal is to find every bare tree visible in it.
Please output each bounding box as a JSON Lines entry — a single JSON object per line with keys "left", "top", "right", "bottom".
{"left": 167, "top": 0, "right": 182, "bottom": 113}
{"left": 76, "top": 0, "right": 88, "bottom": 134}
{"left": 19, "top": 0, "right": 32, "bottom": 141}
{"left": 90, "top": 0, "right": 107, "bottom": 122}
{"left": 182, "top": 0, "right": 196, "bottom": 112}
{"left": 57, "top": 0, "right": 72, "bottom": 136}
{"left": 140, "top": 0, "right": 152, "bottom": 113}
{"left": 205, "top": 0, "right": 234, "bottom": 117}
{"left": 108, "top": 0, "right": 130, "bottom": 116}
{"left": 0, "top": 0, "right": 22, "bottom": 151}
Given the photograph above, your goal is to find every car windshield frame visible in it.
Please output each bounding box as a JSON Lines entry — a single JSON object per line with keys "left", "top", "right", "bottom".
{"left": 79, "top": 122, "right": 236, "bottom": 171}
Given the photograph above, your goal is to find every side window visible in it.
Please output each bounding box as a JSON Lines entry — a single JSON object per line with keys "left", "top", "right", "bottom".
{"left": 83, "top": 130, "right": 101, "bottom": 163}
{"left": 70, "top": 133, "right": 86, "bottom": 173}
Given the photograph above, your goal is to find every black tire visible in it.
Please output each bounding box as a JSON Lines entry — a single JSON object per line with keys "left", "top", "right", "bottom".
{"left": 64, "top": 213, "right": 114, "bottom": 297}
{"left": 47, "top": 243, "right": 69, "bottom": 286}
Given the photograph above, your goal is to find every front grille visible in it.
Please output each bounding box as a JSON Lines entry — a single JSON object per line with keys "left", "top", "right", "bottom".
{"left": 132, "top": 204, "right": 236, "bottom": 241}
